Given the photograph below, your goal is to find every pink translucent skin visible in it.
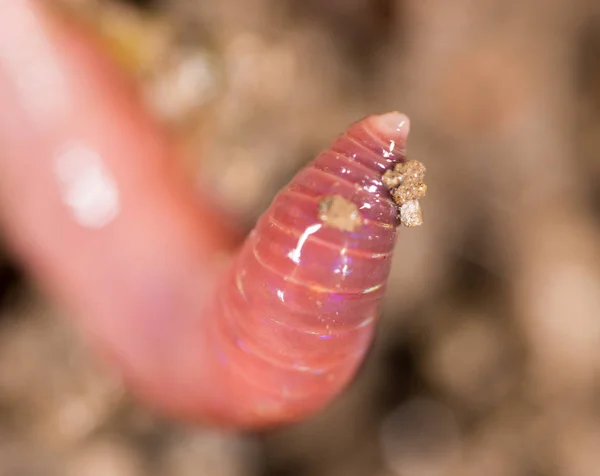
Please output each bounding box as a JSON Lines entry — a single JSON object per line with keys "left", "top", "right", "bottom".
{"left": 0, "top": 1, "right": 410, "bottom": 429}
{"left": 205, "top": 118, "right": 408, "bottom": 426}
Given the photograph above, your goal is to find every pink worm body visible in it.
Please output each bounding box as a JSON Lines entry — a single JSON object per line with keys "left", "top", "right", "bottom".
{"left": 204, "top": 117, "right": 408, "bottom": 426}
{"left": 0, "top": 1, "right": 409, "bottom": 429}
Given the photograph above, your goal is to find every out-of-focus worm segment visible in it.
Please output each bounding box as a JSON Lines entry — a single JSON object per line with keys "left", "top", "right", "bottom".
{"left": 206, "top": 114, "right": 410, "bottom": 426}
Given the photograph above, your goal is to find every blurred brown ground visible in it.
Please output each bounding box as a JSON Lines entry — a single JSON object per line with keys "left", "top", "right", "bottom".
{"left": 2, "top": 0, "right": 600, "bottom": 474}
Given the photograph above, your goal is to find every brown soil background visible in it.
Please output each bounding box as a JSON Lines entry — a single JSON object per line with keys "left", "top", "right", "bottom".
{"left": 3, "top": 0, "right": 600, "bottom": 474}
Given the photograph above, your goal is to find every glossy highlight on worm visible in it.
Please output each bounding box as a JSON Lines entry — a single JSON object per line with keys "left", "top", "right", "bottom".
{"left": 0, "top": 1, "right": 415, "bottom": 430}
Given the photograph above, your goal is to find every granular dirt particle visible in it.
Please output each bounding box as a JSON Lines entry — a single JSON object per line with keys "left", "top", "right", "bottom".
{"left": 399, "top": 200, "right": 423, "bottom": 227}
{"left": 318, "top": 195, "right": 363, "bottom": 232}
{"left": 382, "top": 159, "right": 428, "bottom": 227}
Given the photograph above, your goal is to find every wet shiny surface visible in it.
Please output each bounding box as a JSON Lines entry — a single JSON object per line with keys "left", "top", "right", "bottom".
{"left": 208, "top": 115, "right": 409, "bottom": 425}
{"left": 55, "top": 142, "right": 121, "bottom": 228}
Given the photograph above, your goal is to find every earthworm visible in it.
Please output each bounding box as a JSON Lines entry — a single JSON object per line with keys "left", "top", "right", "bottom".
{"left": 0, "top": 1, "right": 424, "bottom": 429}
